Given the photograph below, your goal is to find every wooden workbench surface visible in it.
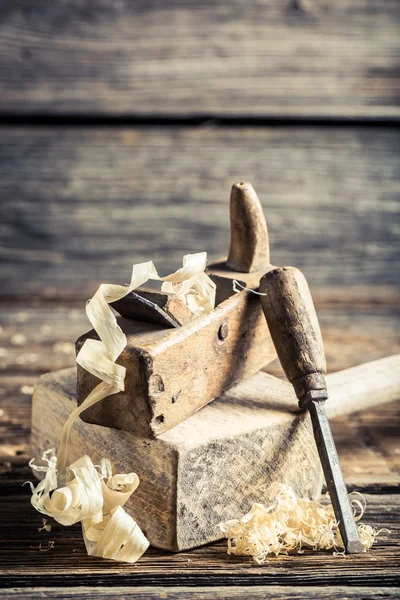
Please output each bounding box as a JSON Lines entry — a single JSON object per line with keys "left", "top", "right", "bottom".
{"left": 0, "top": 297, "right": 399, "bottom": 598}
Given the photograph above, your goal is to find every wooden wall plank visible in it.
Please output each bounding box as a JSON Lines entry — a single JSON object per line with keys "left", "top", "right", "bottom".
{"left": 0, "top": 1, "right": 399, "bottom": 118}
{"left": 0, "top": 126, "right": 399, "bottom": 298}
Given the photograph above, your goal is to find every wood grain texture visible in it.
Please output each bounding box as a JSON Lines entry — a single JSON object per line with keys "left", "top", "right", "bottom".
{"left": 0, "top": 0, "right": 399, "bottom": 118}
{"left": 3, "top": 363, "right": 400, "bottom": 494}
{"left": 2, "top": 587, "right": 400, "bottom": 599}
{"left": 1, "top": 0, "right": 399, "bottom": 588}
{"left": 2, "top": 300, "right": 398, "bottom": 496}
{"left": 1, "top": 352, "right": 399, "bottom": 587}
{"left": 32, "top": 367, "right": 322, "bottom": 550}
{"left": 0, "top": 297, "right": 399, "bottom": 587}
{"left": 0, "top": 490, "right": 398, "bottom": 587}
{"left": 1, "top": 126, "right": 399, "bottom": 300}
{"left": 227, "top": 182, "right": 270, "bottom": 273}
{"left": 260, "top": 266, "right": 328, "bottom": 401}
{"left": 76, "top": 287, "right": 276, "bottom": 436}
{"left": 4, "top": 377, "right": 400, "bottom": 494}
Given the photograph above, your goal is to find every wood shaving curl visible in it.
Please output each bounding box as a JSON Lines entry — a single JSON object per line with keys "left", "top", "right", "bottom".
{"left": 29, "top": 253, "right": 216, "bottom": 564}
{"left": 30, "top": 451, "right": 149, "bottom": 564}
{"left": 38, "top": 518, "right": 51, "bottom": 532}
{"left": 219, "top": 484, "right": 386, "bottom": 563}
{"left": 39, "top": 540, "right": 55, "bottom": 552}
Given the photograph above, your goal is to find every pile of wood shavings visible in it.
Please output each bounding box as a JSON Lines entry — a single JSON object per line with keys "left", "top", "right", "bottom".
{"left": 219, "top": 483, "right": 386, "bottom": 563}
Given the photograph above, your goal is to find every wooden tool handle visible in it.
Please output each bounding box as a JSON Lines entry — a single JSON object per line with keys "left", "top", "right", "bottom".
{"left": 259, "top": 266, "right": 327, "bottom": 406}
{"left": 326, "top": 354, "right": 400, "bottom": 419}
{"left": 227, "top": 181, "right": 270, "bottom": 273}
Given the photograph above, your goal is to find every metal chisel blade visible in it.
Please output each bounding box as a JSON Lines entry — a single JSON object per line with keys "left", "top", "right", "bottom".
{"left": 308, "top": 400, "right": 364, "bottom": 554}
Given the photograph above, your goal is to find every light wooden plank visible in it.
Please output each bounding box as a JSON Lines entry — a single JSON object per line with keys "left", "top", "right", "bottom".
{"left": 0, "top": 1, "right": 399, "bottom": 118}
{"left": 1, "top": 126, "right": 399, "bottom": 299}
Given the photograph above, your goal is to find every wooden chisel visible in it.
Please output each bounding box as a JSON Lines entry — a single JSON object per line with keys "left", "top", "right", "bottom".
{"left": 260, "top": 266, "right": 363, "bottom": 554}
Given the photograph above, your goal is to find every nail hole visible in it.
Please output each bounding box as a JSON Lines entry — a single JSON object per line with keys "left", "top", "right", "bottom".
{"left": 154, "top": 414, "right": 165, "bottom": 427}
{"left": 218, "top": 322, "right": 229, "bottom": 341}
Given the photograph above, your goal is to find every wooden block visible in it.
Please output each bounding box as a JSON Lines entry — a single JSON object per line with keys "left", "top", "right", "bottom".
{"left": 76, "top": 287, "right": 277, "bottom": 437}
{"left": 32, "top": 367, "right": 320, "bottom": 551}
{"left": 31, "top": 355, "right": 400, "bottom": 551}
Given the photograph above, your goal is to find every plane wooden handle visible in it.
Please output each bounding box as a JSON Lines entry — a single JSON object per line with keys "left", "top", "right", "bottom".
{"left": 227, "top": 181, "right": 270, "bottom": 273}
{"left": 259, "top": 266, "right": 328, "bottom": 406}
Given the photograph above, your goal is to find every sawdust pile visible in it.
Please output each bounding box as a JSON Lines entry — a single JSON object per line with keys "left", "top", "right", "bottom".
{"left": 219, "top": 483, "right": 386, "bottom": 563}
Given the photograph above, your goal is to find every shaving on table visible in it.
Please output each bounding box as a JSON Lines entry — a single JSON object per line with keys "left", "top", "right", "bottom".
{"left": 29, "top": 253, "right": 216, "bottom": 564}
{"left": 219, "top": 483, "right": 386, "bottom": 563}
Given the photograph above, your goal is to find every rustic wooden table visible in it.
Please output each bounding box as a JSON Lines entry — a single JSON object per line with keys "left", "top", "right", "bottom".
{"left": 0, "top": 1, "right": 399, "bottom": 598}
{"left": 1, "top": 302, "right": 399, "bottom": 598}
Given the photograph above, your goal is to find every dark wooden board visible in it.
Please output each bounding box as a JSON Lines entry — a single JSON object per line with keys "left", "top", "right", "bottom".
{"left": 0, "top": 488, "right": 398, "bottom": 588}
{"left": 0, "top": 1, "right": 399, "bottom": 118}
{"left": 1, "top": 126, "right": 399, "bottom": 299}
{"left": 2, "top": 587, "right": 400, "bottom": 599}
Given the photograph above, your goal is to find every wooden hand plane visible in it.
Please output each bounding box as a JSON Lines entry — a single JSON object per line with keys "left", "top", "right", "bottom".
{"left": 75, "top": 182, "right": 277, "bottom": 437}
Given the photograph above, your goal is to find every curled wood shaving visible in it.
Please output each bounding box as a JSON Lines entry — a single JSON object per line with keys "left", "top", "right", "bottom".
{"left": 30, "top": 452, "right": 103, "bottom": 527}
{"left": 38, "top": 518, "right": 52, "bottom": 533}
{"left": 219, "top": 484, "right": 385, "bottom": 563}
{"left": 30, "top": 451, "right": 149, "bottom": 563}
{"left": 30, "top": 253, "right": 215, "bottom": 564}
{"left": 39, "top": 540, "right": 55, "bottom": 552}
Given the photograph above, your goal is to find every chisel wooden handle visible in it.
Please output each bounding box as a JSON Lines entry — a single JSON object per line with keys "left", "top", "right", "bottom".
{"left": 260, "top": 266, "right": 365, "bottom": 553}
{"left": 259, "top": 266, "right": 328, "bottom": 407}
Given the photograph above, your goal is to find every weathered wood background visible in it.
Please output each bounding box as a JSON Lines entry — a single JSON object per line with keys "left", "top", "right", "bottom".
{"left": 1, "top": 126, "right": 400, "bottom": 300}
{"left": 0, "top": 0, "right": 399, "bottom": 598}
{"left": 0, "top": 0, "right": 399, "bottom": 118}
